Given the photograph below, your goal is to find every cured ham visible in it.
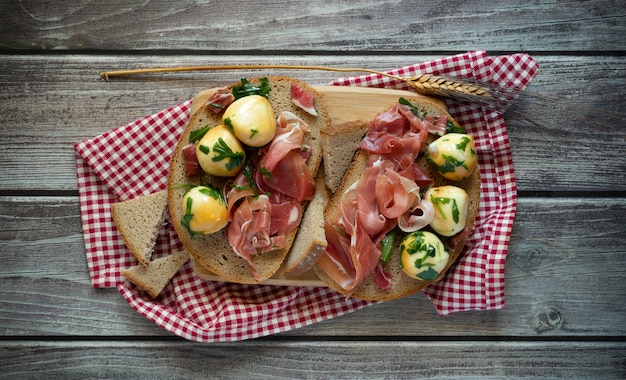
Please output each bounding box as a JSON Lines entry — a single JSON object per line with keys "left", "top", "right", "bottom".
{"left": 182, "top": 143, "right": 201, "bottom": 177}
{"left": 226, "top": 195, "right": 274, "bottom": 281}
{"left": 258, "top": 112, "right": 316, "bottom": 202}
{"left": 398, "top": 197, "right": 434, "bottom": 232}
{"left": 204, "top": 88, "right": 235, "bottom": 114}
{"left": 291, "top": 82, "right": 318, "bottom": 116}
{"left": 319, "top": 102, "right": 438, "bottom": 292}
{"left": 425, "top": 114, "right": 449, "bottom": 136}
{"left": 225, "top": 112, "right": 315, "bottom": 276}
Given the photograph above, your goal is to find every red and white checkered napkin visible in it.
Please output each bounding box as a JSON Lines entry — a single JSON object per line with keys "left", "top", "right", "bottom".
{"left": 74, "top": 51, "right": 538, "bottom": 342}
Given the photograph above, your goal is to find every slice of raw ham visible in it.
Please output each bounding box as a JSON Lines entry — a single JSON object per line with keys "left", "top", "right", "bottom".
{"left": 290, "top": 82, "right": 318, "bottom": 116}
{"left": 182, "top": 143, "right": 201, "bottom": 177}
{"left": 204, "top": 88, "right": 235, "bottom": 114}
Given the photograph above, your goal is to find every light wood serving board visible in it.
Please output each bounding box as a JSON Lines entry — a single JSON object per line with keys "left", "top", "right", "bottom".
{"left": 190, "top": 85, "right": 446, "bottom": 287}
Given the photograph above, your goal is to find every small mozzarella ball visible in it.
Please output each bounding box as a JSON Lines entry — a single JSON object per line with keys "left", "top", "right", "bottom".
{"left": 426, "top": 186, "right": 469, "bottom": 237}
{"left": 428, "top": 133, "right": 477, "bottom": 181}
{"left": 181, "top": 185, "right": 228, "bottom": 235}
{"left": 222, "top": 95, "right": 277, "bottom": 147}
{"left": 196, "top": 124, "right": 245, "bottom": 177}
{"left": 400, "top": 231, "right": 449, "bottom": 281}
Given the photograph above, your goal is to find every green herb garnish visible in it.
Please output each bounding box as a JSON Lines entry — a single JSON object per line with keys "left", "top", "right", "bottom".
{"left": 212, "top": 138, "right": 244, "bottom": 171}
{"left": 455, "top": 136, "right": 471, "bottom": 151}
{"left": 181, "top": 196, "right": 196, "bottom": 237}
{"left": 224, "top": 117, "right": 234, "bottom": 132}
{"left": 417, "top": 266, "right": 439, "bottom": 281}
{"left": 451, "top": 198, "right": 460, "bottom": 223}
{"left": 430, "top": 154, "right": 467, "bottom": 174}
{"left": 399, "top": 97, "right": 427, "bottom": 119}
{"left": 260, "top": 166, "right": 273, "bottom": 179}
{"left": 197, "top": 185, "right": 224, "bottom": 203}
{"left": 446, "top": 120, "right": 465, "bottom": 134}
{"left": 430, "top": 196, "right": 451, "bottom": 220}
{"left": 198, "top": 144, "right": 210, "bottom": 155}
{"left": 380, "top": 230, "right": 396, "bottom": 262}
{"left": 189, "top": 125, "right": 212, "bottom": 143}
{"left": 232, "top": 77, "right": 271, "bottom": 100}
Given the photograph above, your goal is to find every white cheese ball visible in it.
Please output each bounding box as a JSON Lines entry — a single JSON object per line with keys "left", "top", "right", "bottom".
{"left": 400, "top": 231, "right": 449, "bottom": 281}
{"left": 181, "top": 185, "right": 228, "bottom": 235}
{"left": 426, "top": 185, "right": 469, "bottom": 237}
{"left": 222, "top": 95, "right": 277, "bottom": 147}
{"left": 428, "top": 133, "right": 477, "bottom": 181}
{"left": 196, "top": 124, "right": 245, "bottom": 177}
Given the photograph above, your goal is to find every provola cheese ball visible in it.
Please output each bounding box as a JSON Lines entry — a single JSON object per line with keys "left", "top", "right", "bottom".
{"left": 222, "top": 94, "right": 277, "bottom": 147}
{"left": 427, "top": 133, "right": 477, "bottom": 181}
{"left": 181, "top": 185, "right": 228, "bottom": 236}
{"left": 400, "top": 230, "right": 450, "bottom": 281}
{"left": 196, "top": 124, "right": 245, "bottom": 177}
{"left": 426, "top": 185, "right": 469, "bottom": 237}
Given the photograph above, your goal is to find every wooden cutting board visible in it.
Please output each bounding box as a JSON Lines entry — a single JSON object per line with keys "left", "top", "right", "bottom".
{"left": 190, "top": 85, "right": 445, "bottom": 126}
{"left": 190, "top": 85, "right": 446, "bottom": 287}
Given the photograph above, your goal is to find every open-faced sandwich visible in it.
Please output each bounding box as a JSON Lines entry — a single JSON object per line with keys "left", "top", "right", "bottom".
{"left": 167, "top": 77, "right": 331, "bottom": 284}
{"left": 112, "top": 77, "right": 480, "bottom": 301}
{"left": 313, "top": 97, "right": 480, "bottom": 301}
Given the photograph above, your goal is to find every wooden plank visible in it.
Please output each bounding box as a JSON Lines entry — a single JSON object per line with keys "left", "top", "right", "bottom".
{"left": 1, "top": 196, "right": 625, "bottom": 337}
{"left": 0, "top": 341, "right": 624, "bottom": 379}
{"left": 0, "top": 55, "right": 625, "bottom": 193}
{"left": 1, "top": 1, "right": 624, "bottom": 51}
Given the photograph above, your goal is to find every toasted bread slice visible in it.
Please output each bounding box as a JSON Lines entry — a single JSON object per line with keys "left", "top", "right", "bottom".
{"left": 111, "top": 190, "right": 168, "bottom": 267}
{"left": 168, "top": 77, "right": 330, "bottom": 284}
{"left": 122, "top": 250, "right": 189, "bottom": 298}
{"left": 284, "top": 168, "right": 330, "bottom": 276}
{"left": 314, "top": 98, "right": 481, "bottom": 301}
{"left": 321, "top": 120, "right": 368, "bottom": 193}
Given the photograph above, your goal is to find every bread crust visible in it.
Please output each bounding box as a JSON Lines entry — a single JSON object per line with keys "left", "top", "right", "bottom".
{"left": 168, "top": 77, "right": 330, "bottom": 284}
{"left": 111, "top": 190, "right": 168, "bottom": 267}
{"left": 314, "top": 98, "right": 481, "bottom": 300}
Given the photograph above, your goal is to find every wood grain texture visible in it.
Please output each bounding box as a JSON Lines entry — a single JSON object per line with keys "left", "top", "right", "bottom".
{"left": 1, "top": 1, "right": 625, "bottom": 377}
{"left": 0, "top": 55, "right": 624, "bottom": 192}
{"left": 1, "top": 196, "right": 624, "bottom": 337}
{"left": 0, "top": 341, "right": 624, "bottom": 379}
{"left": 1, "top": 0, "right": 624, "bottom": 51}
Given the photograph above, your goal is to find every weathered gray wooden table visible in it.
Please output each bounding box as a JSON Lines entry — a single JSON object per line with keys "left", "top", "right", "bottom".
{"left": 1, "top": 1, "right": 625, "bottom": 378}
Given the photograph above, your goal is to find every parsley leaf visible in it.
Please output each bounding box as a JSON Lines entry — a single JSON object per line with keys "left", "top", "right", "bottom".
{"left": 446, "top": 120, "right": 466, "bottom": 134}
{"left": 189, "top": 125, "right": 212, "bottom": 143}
{"left": 232, "top": 77, "right": 271, "bottom": 100}
{"left": 212, "top": 138, "right": 244, "bottom": 171}
{"left": 399, "top": 97, "right": 427, "bottom": 119}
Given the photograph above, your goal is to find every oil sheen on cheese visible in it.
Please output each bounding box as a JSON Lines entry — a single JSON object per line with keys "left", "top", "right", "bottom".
{"left": 400, "top": 230, "right": 449, "bottom": 281}
{"left": 196, "top": 124, "right": 245, "bottom": 177}
{"left": 181, "top": 185, "right": 229, "bottom": 235}
{"left": 222, "top": 94, "right": 277, "bottom": 147}
{"left": 427, "top": 133, "right": 477, "bottom": 181}
{"left": 426, "top": 185, "right": 469, "bottom": 237}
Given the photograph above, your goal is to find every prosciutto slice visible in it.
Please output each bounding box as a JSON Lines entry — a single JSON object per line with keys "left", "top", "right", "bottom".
{"left": 224, "top": 112, "right": 315, "bottom": 279}
{"left": 290, "top": 82, "right": 318, "bottom": 116}
{"left": 204, "top": 88, "right": 235, "bottom": 114}
{"left": 225, "top": 195, "right": 275, "bottom": 281}
{"left": 182, "top": 143, "right": 201, "bottom": 177}
{"left": 258, "top": 112, "right": 316, "bottom": 201}
{"left": 318, "top": 103, "right": 438, "bottom": 292}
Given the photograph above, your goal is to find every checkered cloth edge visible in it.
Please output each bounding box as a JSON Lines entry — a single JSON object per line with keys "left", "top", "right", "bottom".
{"left": 74, "top": 50, "right": 538, "bottom": 342}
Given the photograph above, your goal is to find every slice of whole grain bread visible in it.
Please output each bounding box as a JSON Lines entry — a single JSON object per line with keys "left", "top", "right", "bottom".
{"left": 168, "top": 77, "right": 330, "bottom": 284}
{"left": 111, "top": 190, "right": 168, "bottom": 267}
{"left": 314, "top": 98, "right": 481, "bottom": 301}
{"left": 122, "top": 250, "right": 189, "bottom": 298}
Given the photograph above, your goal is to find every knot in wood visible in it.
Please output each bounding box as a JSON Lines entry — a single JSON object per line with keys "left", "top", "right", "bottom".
{"left": 537, "top": 307, "right": 564, "bottom": 332}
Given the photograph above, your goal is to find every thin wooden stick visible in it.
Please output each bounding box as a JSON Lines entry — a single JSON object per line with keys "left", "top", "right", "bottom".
{"left": 99, "top": 64, "right": 499, "bottom": 106}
